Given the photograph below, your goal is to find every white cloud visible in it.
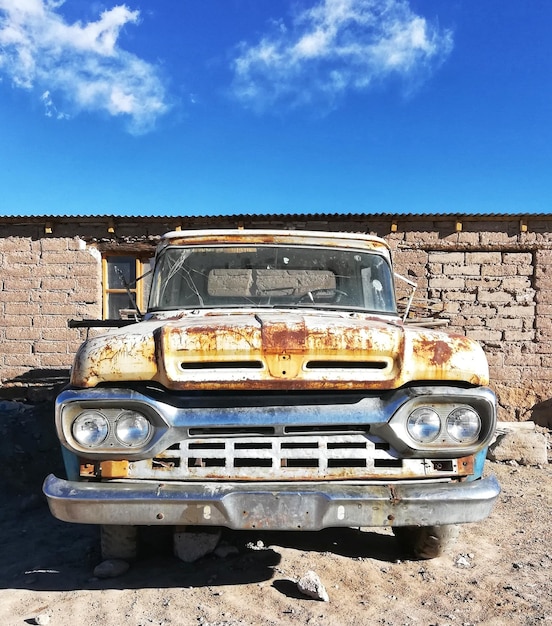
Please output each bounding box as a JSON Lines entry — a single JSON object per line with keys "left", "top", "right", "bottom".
{"left": 41, "top": 89, "right": 69, "bottom": 119}
{"left": 231, "top": 0, "right": 453, "bottom": 111}
{"left": 0, "top": 0, "right": 169, "bottom": 133}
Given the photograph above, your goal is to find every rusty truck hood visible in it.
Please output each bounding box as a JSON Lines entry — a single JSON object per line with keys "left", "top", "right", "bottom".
{"left": 71, "top": 310, "right": 489, "bottom": 390}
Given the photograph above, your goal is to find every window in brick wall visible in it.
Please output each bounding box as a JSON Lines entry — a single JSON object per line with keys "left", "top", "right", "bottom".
{"left": 102, "top": 255, "right": 152, "bottom": 319}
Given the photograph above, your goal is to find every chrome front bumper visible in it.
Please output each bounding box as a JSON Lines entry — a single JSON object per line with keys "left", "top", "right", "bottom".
{"left": 43, "top": 474, "right": 500, "bottom": 530}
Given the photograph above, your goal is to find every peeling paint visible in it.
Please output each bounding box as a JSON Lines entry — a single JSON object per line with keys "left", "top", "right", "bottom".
{"left": 71, "top": 310, "right": 488, "bottom": 389}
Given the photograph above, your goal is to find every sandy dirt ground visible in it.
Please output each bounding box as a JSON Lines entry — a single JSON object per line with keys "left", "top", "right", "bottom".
{"left": 1, "top": 402, "right": 551, "bottom": 626}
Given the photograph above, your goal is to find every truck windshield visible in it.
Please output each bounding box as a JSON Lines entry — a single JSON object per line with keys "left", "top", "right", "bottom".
{"left": 148, "top": 244, "right": 396, "bottom": 314}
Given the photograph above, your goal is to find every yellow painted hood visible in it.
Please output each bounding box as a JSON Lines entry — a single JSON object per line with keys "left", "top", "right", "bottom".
{"left": 71, "top": 311, "right": 489, "bottom": 390}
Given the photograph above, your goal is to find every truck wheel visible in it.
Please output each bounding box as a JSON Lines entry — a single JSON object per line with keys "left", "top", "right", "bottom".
{"left": 392, "top": 524, "right": 460, "bottom": 559}
{"left": 100, "top": 525, "right": 138, "bottom": 561}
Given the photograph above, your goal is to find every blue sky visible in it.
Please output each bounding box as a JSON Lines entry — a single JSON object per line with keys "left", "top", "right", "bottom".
{"left": 0, "top": 0, "right": 551, "bottom": 218}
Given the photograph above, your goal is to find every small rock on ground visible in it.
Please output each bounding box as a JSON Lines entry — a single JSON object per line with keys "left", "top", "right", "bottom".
{"left": 488, "top": 431, "right": 547, "bottom": 465}
{"left": 297, "top": 570, "right": 329, "bottom": 602}
{"left": 173, "top": 527, "right": 222, "bottom": 563}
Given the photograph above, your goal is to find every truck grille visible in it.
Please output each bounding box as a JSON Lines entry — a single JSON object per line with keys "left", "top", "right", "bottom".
{"left": 124, "top": 434, "right": 450, "bottom": 481}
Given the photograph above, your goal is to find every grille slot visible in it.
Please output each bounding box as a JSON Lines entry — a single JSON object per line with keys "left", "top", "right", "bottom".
{"left": 284, "top": 458, "right": 319, "bottom": 468}
{"left": 285, "top": 425, "right": 369, "bottom": 434}
{"left": 188, "top": 457, "right": 225, "bottom": 468}
{"left": 328, "top": 458, "right": 367, "bottom": 468}
{"left": 180, "top": 360, "right": 264, "bottom": 370}
{"left": 235, "top": 458, "right": 272, "bottom": 468}
{"left": 235, "top": 442, "right": 272, "bottom": 450}
{"left": 305, "top": 360, "right": 387, "bottom": 370}
{"left": 189, "top": 426, "right": 275, "bottom": 436}
{"left": 189, "top": 442, "right": 225, "bottom": 450}
{"left": 152, "top": 457, "right": 180, "bottom": 469}
{"left": 374, "top": 459, "right": 402, "bottom": 468}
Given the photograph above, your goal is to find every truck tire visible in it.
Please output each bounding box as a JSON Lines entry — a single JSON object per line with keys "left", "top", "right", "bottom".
{"left": 100, "top": 525, "right": 138, "bottom": 561}
{"left": 392, "top": 524, "right": 460, "bottom": 559}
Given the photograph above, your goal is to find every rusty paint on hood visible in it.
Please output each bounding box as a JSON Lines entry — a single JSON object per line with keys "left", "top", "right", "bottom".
{"left": 70, "top": 311, "right": 489, "bottom": 390}
{"left": 71, "top": 322, "right": 161, "bottom": 387}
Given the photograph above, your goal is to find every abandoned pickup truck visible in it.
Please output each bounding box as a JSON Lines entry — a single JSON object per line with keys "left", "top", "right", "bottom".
{"left": 44, "top": 229, "right": 500, "bottom": 560}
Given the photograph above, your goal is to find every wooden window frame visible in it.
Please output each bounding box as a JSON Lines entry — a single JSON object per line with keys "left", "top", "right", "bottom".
{"left": 102, "top": 255, "right": 147, "bottom": 319}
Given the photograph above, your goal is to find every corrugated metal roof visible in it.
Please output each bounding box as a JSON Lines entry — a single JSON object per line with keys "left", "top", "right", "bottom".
{"left": 0, "top": 211, "right": 551, "bottom": 221}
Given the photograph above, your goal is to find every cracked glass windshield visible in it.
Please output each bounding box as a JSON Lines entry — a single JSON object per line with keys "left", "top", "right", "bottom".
{"left": 148, "top": 245, "right": 396, "bottom": 313}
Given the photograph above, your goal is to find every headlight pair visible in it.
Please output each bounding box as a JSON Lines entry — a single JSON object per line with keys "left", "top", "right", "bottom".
{"left": 72, "top": 409, "right": 152, "bottom": 449}
{"left": 407, "top": 406, "right": 481, "bottom": 444}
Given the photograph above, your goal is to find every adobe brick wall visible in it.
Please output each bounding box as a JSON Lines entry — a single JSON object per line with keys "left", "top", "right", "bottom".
{"left": 384, "top": 216, "right": 552, "bottom": 425}
{"left": 1, "top": 213, "right": 551, "bottom": 424}
{"left": 0, "top": 235, "right": 100, "bottom": 393}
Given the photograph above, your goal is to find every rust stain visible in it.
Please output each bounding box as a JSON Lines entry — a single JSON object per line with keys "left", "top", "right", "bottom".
{"left": 152, "top": 312, "right": 407, "bottom": 388}
{"left": 74, "top": 322, "right": 487, "bottom": 391}
{"left": 413, "top": 336, "right": 453, "bottom": 368}
{"left": 79, "top": 462, "right": 97, "bottom": 478}
{"left": 163, "top": 323, "right": 259, "bottom": 354}
{"left": 431, "top": 340, "right": 454, "bottom": 366}
{"left": 73, "top": 329, "right": 158, "bottom": 387}
{"left": 456, "top": 455, "right": 475, "bottom": 476}
{"left": 72, "top": 291, "right": 486, "bottom": 391}
{"left": 257, "top": 315, "right": 307, "bottom": 353}
{"left": 407, "top": 329, "right": 488, "bottom": 386}
{"left": 159, "top": 378, "right": 396, "bottom": 392}
{"left": 163, "top": 231, "right": 391, "bottom": 256}
{"left": 388, "top": 485, "right": 400, "bottom": 505}
{"left": 190, "top": 469, "right": 425, "bottom": 481}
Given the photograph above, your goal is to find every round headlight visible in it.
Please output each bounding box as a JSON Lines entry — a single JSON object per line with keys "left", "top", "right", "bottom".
{"left": 115, "top": 410, "right": 151, "bottom": 447}
{"left": 73, "top": 411, "right": 109, "bottom": 448}
{"left": 447, "top": 407, "right": 481, "bottom": 442}
{"left": 407, "top": 407, "right": 441, "bottom": 443}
